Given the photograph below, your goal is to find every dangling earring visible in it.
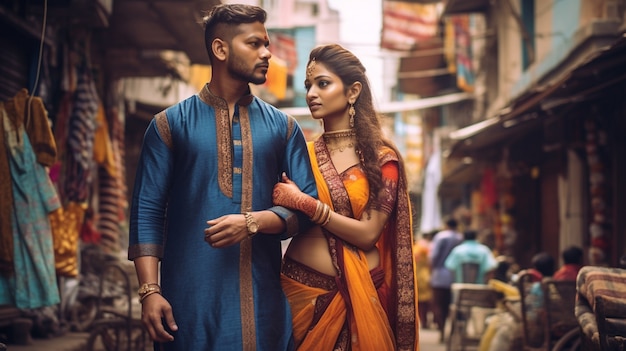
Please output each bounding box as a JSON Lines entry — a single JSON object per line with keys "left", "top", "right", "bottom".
{"left": 349, "top": 102, "right": 355, "bottom": 128}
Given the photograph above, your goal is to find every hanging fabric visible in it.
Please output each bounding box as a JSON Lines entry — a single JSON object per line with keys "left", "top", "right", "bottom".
{"left": 0, "top": 93, "right": 61, "bottom": 309}
{"left": 0, "top": 89, "right": 57, "bottom": 276}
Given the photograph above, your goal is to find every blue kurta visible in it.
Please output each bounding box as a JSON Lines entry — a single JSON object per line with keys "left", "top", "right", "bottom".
{"left": 128, "top": 85, "right": 316, "bottom": 351}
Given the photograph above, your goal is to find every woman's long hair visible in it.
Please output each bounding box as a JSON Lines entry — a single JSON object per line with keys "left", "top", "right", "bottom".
{"left": 308, "top": 44, "right": 408, "bottom": 207}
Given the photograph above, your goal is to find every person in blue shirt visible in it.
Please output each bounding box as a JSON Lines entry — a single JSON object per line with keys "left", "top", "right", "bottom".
{"left": 445, "top": 229, "right": 498, "bottom": 284}
{"left": 428, "top": 217, "right": 463, "bottom": 342}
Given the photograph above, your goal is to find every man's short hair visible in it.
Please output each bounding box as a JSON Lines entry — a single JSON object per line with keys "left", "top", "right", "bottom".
{"left": 562, "top": 246, "right": 583, "bottom": 265}
{"left": 532, "top": 252, "right": 555, "bottom": 277}
{"left": 202, "top": 4, "right": 267, "bottom": 63}
{"left": 463, "top": 230, "right": 477, "bottom": 241}
{"left": 445, "top": 218, "right": 458, "bottom": 229}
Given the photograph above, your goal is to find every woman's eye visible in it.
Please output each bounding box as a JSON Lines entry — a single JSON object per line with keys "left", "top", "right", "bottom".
{"left": 319, "top": 81, "right": 329, "bottom": 88}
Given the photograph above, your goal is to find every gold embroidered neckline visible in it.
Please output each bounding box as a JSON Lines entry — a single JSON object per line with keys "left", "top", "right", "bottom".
{"left": 322, "top": 129, "right": 357, "bottom": 154}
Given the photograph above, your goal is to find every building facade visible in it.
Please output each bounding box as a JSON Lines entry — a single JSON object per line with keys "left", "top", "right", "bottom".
{"left": 439, "top": 0, "right": 626, "bottom": 267}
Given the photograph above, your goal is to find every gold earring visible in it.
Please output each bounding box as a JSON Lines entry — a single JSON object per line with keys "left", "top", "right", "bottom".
{"left": 349, "top": 102, "right": 355, "bottom": 128}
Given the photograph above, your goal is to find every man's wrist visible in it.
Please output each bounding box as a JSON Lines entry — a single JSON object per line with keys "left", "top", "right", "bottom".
{"left": 138, "top": 283, "right": 161, "bottom": 303}
{"left": 243, "top": 212, "right": 259, "bottom": 238}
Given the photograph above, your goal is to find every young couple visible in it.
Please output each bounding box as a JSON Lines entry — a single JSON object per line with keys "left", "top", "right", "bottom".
{"left": 128, "top": 3, "right": 419, "bottom": 350}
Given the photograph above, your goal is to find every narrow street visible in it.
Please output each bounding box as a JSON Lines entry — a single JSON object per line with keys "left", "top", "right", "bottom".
{"left": 3, "top": 327, "right": 447, "bottom": 351}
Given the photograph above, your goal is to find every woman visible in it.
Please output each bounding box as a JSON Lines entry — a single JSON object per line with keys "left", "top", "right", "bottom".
{"left": 414, "top": 231, "right": 434, "bottom": 328}
{"left": 273, "top": 44, "right": 419, "bottom": 351}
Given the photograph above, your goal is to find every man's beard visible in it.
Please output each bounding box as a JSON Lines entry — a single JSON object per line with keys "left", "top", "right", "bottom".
{"left": 229, "top": 58, "right": 267, "bottom": 85}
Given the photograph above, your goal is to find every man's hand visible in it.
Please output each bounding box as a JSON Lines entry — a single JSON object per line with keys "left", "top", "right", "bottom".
{"left": 204, "top": 214, "right": 249, "bottom": 248}
{"left": 141, "top": 293, "right": 177, "bottom": 343}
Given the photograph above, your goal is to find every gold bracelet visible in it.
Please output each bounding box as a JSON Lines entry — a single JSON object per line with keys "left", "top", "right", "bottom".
{"left": 311, "top": 200, "right": 324, "bottom": 223}
{"left": 320, "top": 211, "right": 332, "bottom": 226}
{"left": 322, "top": 204, "right": 331, "bottom": 224}
{"left": 315, "top": 203, "right": 331, "bottom": 225}
{"left": 138, "top": 283, "right": 161, "bottom": 300}
{"left": 139, "top": 289, "right": 161, "bottom": 303}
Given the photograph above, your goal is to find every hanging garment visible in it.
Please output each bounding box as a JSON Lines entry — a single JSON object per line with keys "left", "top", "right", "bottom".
{"left": 64, "top": 68, "right": 99, "bottom": 203}
{"left": 0, "top": 89, "right": 57, "bottom": 276}
{"left": 0, "top": 101, "right": 61, "bottom": 309}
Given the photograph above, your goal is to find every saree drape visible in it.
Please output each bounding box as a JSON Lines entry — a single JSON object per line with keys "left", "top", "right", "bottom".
{"left": 281, "top": 140, "right": 419, "bottom": 351}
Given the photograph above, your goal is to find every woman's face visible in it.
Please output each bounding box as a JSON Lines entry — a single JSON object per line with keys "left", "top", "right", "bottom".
{"left": 304, "top": 62, "right": 350, "bottom": 126}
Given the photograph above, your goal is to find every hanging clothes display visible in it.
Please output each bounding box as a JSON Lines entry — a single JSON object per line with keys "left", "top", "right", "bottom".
{"left": 63, "top": 66, "right": 99, "bottom": 203}
{"left": 0, "top": 90, "right": 61, "bottom": 309}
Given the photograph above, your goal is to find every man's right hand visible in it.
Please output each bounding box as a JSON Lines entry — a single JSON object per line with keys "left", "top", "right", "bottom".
{"left": 140, "top": 293, "right": 178, "bottom": 343}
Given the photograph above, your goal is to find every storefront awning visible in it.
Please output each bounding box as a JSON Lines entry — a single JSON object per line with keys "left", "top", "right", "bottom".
{"left": 447, "top": 32, "right": 626, "bottom": 160}
{"left": 103, "top": 0, "right": 220, "bottom": 78}
{"left": 446, "top": 112, "right": 542, "bottom": 159}
{"left": 442, "top": 0, "right": 490, "bottom": 15}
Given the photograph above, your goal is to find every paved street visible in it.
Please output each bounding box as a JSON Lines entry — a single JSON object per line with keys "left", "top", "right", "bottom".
{"left": 420, "top": 327, "right": 447, "bottom": 351}
{"left": 3, "top": 326, "right": 446, "bottom": 350}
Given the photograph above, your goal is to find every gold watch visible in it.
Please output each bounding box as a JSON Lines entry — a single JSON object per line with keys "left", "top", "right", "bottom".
{"left": 243, "top": 212, "right": 259, "bottom": 238}
{"left": 137, "top": 283, "right": 160, "bottom": 299}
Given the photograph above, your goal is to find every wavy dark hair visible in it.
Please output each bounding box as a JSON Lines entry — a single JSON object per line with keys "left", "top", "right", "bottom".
{"left": 202, "top": 4, "right": 267, "bottom": 64}
{"left": 308, "top": 44, "right": 408, "bottom": 207}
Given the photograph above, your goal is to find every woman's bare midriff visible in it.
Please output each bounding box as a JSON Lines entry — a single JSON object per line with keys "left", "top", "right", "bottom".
{"left": 285, "top": 225, "right": 380, "bottom": 276}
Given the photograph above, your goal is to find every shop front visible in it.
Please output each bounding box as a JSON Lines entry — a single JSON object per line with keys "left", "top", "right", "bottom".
{"left": 443, "top": 35, "right": 626, "bottom": 268}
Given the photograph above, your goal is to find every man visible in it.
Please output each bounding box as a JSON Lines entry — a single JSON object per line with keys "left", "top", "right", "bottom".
{"left": 127, "top": 4, "right": 317, "bottom": 350}
{"left": 553, "top": 245, "right": 583, "bottom": 281}
{"left": 444, "top": 230, "right": 497, "bottom": 284}
{"left": 428, "top": 217, "right": 463, "bottom": 342}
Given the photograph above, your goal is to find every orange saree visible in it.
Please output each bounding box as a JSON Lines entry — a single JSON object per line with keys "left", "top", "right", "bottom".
{"left": 281, "top": 139, "right": 419, "bottom": 351}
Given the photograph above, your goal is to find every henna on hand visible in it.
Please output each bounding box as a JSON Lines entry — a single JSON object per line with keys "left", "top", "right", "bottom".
{"left": 273, "top": 175, "right": 318, "bottom": 217}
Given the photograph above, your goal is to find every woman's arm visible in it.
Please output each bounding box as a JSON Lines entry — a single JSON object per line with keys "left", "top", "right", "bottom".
{"left": 273, "top": 161, "right": 399, "bottom": 251}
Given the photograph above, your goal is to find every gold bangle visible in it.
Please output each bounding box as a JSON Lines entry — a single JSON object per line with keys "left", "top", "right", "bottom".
{"left": 138, "top": 283, "right": 161, "bottom": 300}
{"left": 321, "top": 204, "right": 331, "bottom": 224}
{"left": 139, "top": 290, "right": 161, "bottom": 303}
{"left": 311, "top": 200, "right": 324, "bottom": 223}
{"left": 315, "top": 203, "right": 331, "bottom": 225}
{"left": 320, "top": 211, "right": 332, "bottom": 226}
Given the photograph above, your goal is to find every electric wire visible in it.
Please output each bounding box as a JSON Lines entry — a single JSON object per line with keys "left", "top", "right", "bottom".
{"left": 26, "top": 0, "right": 48, "bottom": 129}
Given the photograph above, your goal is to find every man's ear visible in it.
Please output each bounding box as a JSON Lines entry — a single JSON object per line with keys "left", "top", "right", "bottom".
{"left": 212, "top": 38, "right": 228, "bottom": 62}
{"left": 348, "top": 81, "right": 362, "bottom": 102}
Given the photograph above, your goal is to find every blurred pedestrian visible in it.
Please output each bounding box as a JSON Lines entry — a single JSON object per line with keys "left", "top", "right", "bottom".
{"left": 128, "top": 4, "right": 317, "bottom": 350}
{"left": 553, "top": 245, "right": 583, "bottom": 281}
{"left": 415, "top": 230, "right": 435, "bottom": 328}
{"left": 429, "top": 217, "right": 463, "bottom": 342}
{"left": 445, "top": 229, "right": 498, "bottom": 284}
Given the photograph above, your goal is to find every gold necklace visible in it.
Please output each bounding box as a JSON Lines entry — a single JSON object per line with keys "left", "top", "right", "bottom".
{"left": 322, "top": 129, "right": 357, "bottom": 154}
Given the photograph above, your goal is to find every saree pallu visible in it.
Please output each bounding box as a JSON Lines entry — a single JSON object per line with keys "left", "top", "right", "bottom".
{"left": 281, "top": 140, "right": 419, "bottom": 351}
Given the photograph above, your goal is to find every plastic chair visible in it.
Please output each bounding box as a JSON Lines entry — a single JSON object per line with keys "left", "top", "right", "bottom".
{"left": 446, "top": 283, "right": 500, "bottom": 351}
{"left": 461, "top": 262, "right": 481, "bottom": 284}
{"left": 517, "top": 271, "right": 546, "bottom": 351}
{"left": 518, "top": 272, "right": 581, "bottom": 351}
{"left": 542, "top": 278, "right": 581, "bottom": 351}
